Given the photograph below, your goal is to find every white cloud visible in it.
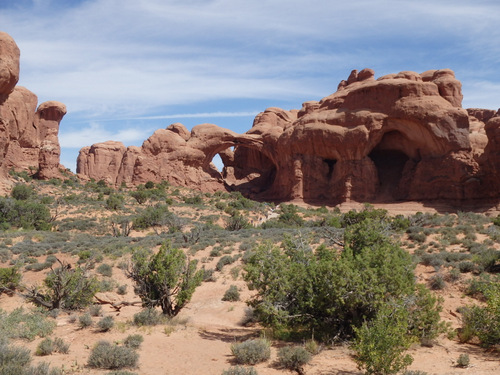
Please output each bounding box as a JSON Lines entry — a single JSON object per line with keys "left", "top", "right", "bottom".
{"left": 59, "top": 122, "right": 153, "bottom": 148}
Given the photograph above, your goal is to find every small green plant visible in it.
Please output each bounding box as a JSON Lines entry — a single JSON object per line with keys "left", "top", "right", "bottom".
{"left": 117, "top": 284, "right": 128, "bottom": 295}
{"left": 231, "top": 339, "right": 271, "bottom": 365}
{"left": 89, "top": 304, "right": 103, "bottom": 317}
{"left": 78, "top": 313, "right": 93, "bottom": 328}
{"left": 87, "top": 340, "right": 138, "bottom": 369}
{"left": 277, "top": 346, "right": 312, "bottom": 374}
{"left": 35, "top": 337, "right": 55, "bottom": 356}
{"left": 97, "top": 263, "right": 113, "bottom": 277}
{"left": 123, "top": 334, "right": 144, "bottom": 349}
{"left": 133, "top": 308, "right": 163, "bottom": 326}
{"left": 97, "top": 316, "right": 114, "bottom": 332}
{"left": 429, "top": 274, "right": 446, "bottom": 290}
{"left": 0, "top": 267, "right": 22, "bottom": 294}
{"left": 221, "top": 366, "right": 258, "bottom": 375}
{"left": 53, "top": 337, "right": 70, "bottom": 354}
{"left": 222, "top": 285, "right": 240, "bottom": 302}
{"left": 352, "top": 303, "right": 413, "bottom": 375}
{"left": 456, "top": 353, "right": 470, "bottom": 368}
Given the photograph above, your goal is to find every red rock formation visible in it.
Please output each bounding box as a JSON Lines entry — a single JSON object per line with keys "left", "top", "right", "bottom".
{"left": 0, "top": 32, "right": 67, "bottom": 185}
{"left": 77, "top": 68, "right": 499, "bottom": 206}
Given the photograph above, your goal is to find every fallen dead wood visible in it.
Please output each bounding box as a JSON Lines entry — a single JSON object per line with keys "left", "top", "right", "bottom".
{"left": 93, "top": 295, "right": 143, "bottom": 311}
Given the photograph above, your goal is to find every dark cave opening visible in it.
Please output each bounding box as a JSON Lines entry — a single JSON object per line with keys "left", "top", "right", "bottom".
{"left": 369, "top": 149, "right": 409, "bottom": 200}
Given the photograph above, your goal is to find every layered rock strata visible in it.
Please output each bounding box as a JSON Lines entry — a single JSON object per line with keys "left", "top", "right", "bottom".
{"left": 77, "top": 68, "right": 500, "bottom": 205}
{"left": 0, "top": 31, "right": 66, "bottom": 184}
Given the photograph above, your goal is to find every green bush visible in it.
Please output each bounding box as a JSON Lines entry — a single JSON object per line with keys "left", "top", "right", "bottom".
{"left": 277, "top": 346, "right": 311, "bottom": 373}
{"left": 133, "top": 308, "right": 163, "bottom": 326}
{"left": 0, "top": 308, "right": 56, "bottom": 341}
{"left": 429, "top": 274, "right": 446, "bottom": 290}
{"left": 244, "top": 219, "right": 424, "bottom": 340}
{"left": 35, "top": 337, "right": 69, "bottom": 356}
{"left": 216, "top": 255, "right": 237, "bottom": 272}
{"left": 97, "top": 263, "right": 113, "bottom": 277}
{"left": 87, "top": 341, "right": 138, "bottom": 369}
{"left": 123, "top": 334, "right": 144, "bottom": 349}
{"left": 0, "top": 341, "right": 32, "bottom": 373}
{"left": 78, "top": 313, "right": 93, "bottom": 328}
{"left": 231, "top": 339, "right": 271, "bottom": 365}
{"left": 35, "top": 338, "right": 55, "bottom": 356}
{"left": 353, "top": 303, "right": 413, "bottom": 375}
{"left": 222, "top": 285, "right": 240, "bottom": 301}
{"left": 225, "top": 213, "right": 251, "bottom": 231}
{"left": 89, "top": 304, "right": 103, "bottom": 317}
{"left": 11, "top": 183, "right": 35, "bottom": 201}
{"left": 106, "top": 194, "right": 125, "bottom": 210}
{"left": 126, "top": 243, "right": 203, "bottom": 316}
{"left": 97, "top": 316, "right": 114, "bottom": 332}
{"left": 456, "top": 353, "right": 470, "bottom": 368}
{"left": 460, "top": 283, "right": 500, "bottom": 347}
{"left": 221, "top": 366, "right": 258, "bottom": 375}
{"left": 0, "top": 267, "right": 22, "bottom": 293}
{"left": 36, "top": 262, "right": 100, "bottom": 310}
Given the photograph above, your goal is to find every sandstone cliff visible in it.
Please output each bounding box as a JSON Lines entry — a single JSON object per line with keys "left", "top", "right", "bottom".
{"left": 0, "top": 31, "right": 66, "bottom": 187}
{"left": 77, "top": 68, "right": 500, "bottom": 205}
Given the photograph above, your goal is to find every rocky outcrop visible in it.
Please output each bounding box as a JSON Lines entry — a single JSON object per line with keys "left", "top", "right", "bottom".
{"left": 77, "top": 68, "right": 499, "bottom": 205}
{"left": 0, "top": 32, "right": 67, "bottom": 184}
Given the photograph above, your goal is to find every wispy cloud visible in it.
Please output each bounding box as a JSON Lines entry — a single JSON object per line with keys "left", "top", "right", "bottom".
{"left": 59, "top": 122, "right": 153, "bottom": 148}
{"left": 129, "top": 111, "right": 259, "bottom": 120}
{"left": 1, "top": 0, "right": 500, "bottom": 169}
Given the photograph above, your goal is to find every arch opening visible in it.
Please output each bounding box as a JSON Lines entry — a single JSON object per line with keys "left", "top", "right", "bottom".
{"left": 209, "top": 145, "right": 277, "bottom": 196}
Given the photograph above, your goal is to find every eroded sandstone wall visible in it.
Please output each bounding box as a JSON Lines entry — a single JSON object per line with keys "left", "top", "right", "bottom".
{"left": 0, "top": 32, "right": 66, "bottom": 185}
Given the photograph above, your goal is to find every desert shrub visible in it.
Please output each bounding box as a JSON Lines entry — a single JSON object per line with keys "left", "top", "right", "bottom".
{"left": 216, "top": 255, "right": 236, "bottom": 271}
{"left": 402, "top": 371, "right": 429, "bottom": 375}
{"left": 460, "top": 282, "right": 500, "bottom": 347}
{"left": 353, "top": 303, "right": 413, "bottom": 375}
{"left": 492, "top": 214, "right": 500, "bottom": 226}
{"left": 222, "top": 285, "right": 240, "bottom": 301}
{"left": 87, "top": 341, "right": 138, "bottom": 369}
{"left": 0, "top": 340, "right": 32, "bottom": 373}
{"left": 0, "top": 308, "right": 55, "bottom": 341}
{"left": 277, "top": 346, "right": 312, "bottom": 373}
{"left": 429, "top": 274, "right": 446, "bottom": 290}
{"left": 458, "top": 261, "right": 475, "bottom": 273}
{"left": 89, "top": 304, "right": 103, "bottom": 317}
{"left": 97, "top": 316, "right": 114, "bottom": 332}
{"left": 277, "top": 204, "right": 304, "bottom": 227}
{"left": 456, "top": 354, "right": 470, "bottom": 368}
{"left": 225, "top": 213, "right": 252, "bottom": 231}
{"left": 0, "top": 267, "right": 22, "bottom": 293}
{"left": 133, "top": 308, "right": 163, "bottom": 326}
{"left": 126, "top": 243, "right": 203, "bottom": 316}
{"left": 78, "top": 313, "right": 93, "bottom": 328}
{"left": 133, "top": 204, "right": 183, "bottom": 233}
{"left": 130, "top": 189, "right": 150, "bottom": 204}
{"left": 123, "top": 334, "right": 144, "bottom": 349}
{"left": 97, "top": 263, "right": 113, "bottom": 277}
{"left": 0, "top": 197, "right": 52, "bottom": 230}
{"left": 245, "top": 219, "right": 425, "bottom": 341}
{"left": 117, "top": 284, "right": 128, "bottom": 295}
{"left": 32, "top": 261, "right": 100, "bottom": 310}
{"left": 53, "top": 337, "right": 69, "bottom": 354}
{"left": 35, "top": 336, "right": 69, "bottom": 356}
{"left": 221, "top": 366, "right": 258, "bottom": 375}
{"left": 11, "top": 183, "right": 35, "bottom": 201}
{"left": 231, "top": 339, "right": 271, "bottom": 365}
{"left": 35, "top": 338, "right": 55, "bottom": 356}
{"left": 106, "top": 194, "right": 125, "bottom": 210}
{"left": 108, "top": 372, "right": 138, "bottom": 375}
{"left": 341, "top": 206, "right": 388, "bottom": 227}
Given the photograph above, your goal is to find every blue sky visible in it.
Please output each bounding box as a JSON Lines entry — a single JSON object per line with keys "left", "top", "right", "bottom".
{"left": 1, "top": 0, "right": 499, "bottom": 171}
